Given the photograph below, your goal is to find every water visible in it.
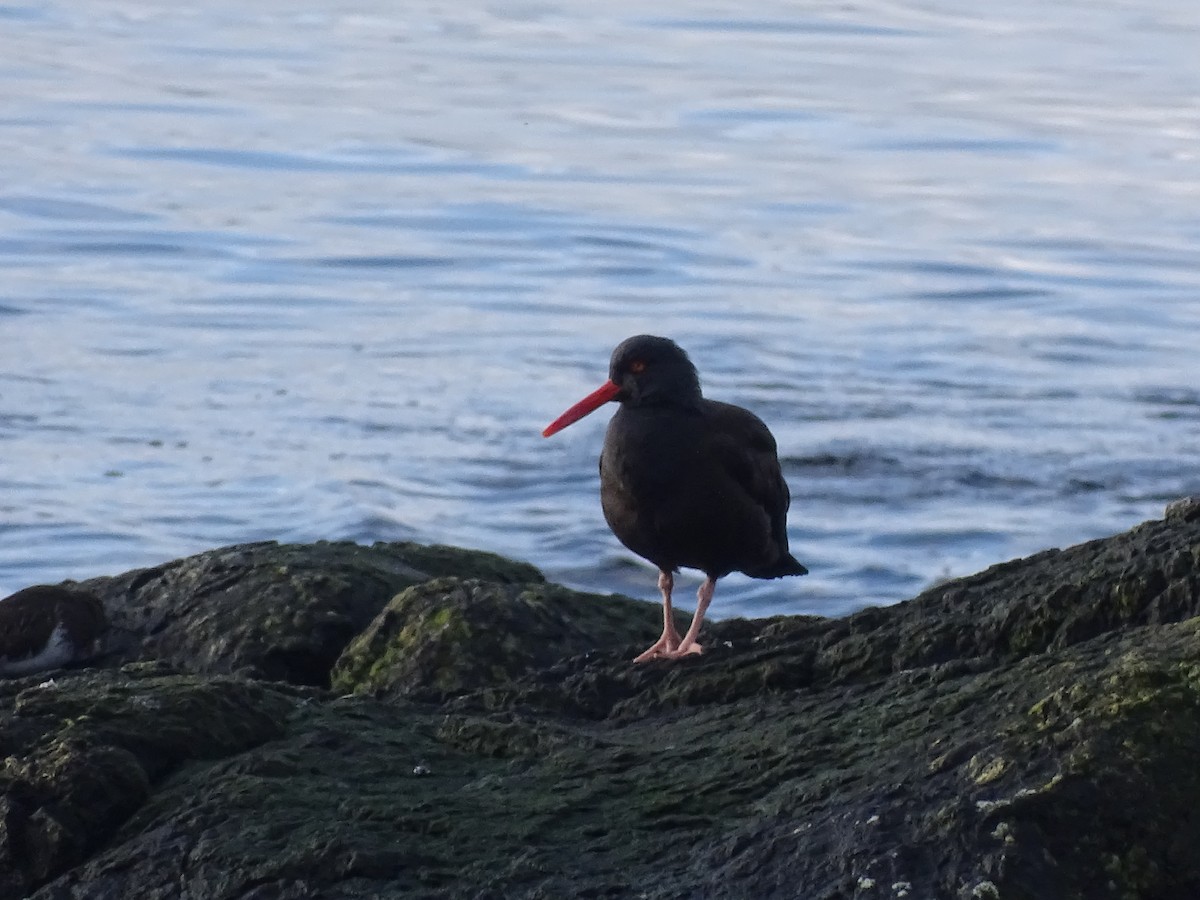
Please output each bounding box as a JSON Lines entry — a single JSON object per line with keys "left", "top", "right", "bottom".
{"left": 2, "top": 1, "right": 1198, "bottom": 618}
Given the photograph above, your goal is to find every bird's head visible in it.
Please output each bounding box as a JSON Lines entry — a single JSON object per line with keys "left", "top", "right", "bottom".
{"left": 543, "top": 334, "right": 702, "bottom": 437}
{"left": 608, "top": 334, "right": 702, "bottom": 408}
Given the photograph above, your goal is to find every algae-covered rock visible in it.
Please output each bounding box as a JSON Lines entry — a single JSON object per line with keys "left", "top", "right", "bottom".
{"left": 0, "top": 666, "right": 298, "bottom": 898}
{"left": 330, "top": 577, "right": 666, "bottom": 699}
{"left": 456, "top": 510, "right": 1199, "bottom": 723}
{"left": 29, "top": 614, "right": 1200, "bottom": 900}
{"left": 7, "top": 508, "right": 1200, "bottom": 900}
{"left": 76, "top": 540, "right": 542, "bottom": 686}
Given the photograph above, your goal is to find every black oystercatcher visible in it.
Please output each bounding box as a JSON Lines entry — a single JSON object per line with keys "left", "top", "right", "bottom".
{"left": 0, "top": 585, "right": 109, "bottom": 677}
{"left": 543, "top": 335, "right": 807, "bottom": 662}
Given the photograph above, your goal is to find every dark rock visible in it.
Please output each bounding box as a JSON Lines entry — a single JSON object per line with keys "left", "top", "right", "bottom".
{"left": 3, "top": 508, "right": 1199, "bottom": 900}
{"left": 74, "top": 540, "right": 542, "bottom": 686}
{"left": 330, "top": 578, "right": 667, "bottom": 700}
{"left": 1164, "top": 494, "right": 1200, "bottom": 523}
{"left": 0, "top": 667, "right": 298, "bottom": 898}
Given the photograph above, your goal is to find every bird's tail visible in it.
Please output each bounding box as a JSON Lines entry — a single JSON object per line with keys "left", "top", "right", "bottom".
{"left": 748, "top": 554, "right": 809, "bottom": 579}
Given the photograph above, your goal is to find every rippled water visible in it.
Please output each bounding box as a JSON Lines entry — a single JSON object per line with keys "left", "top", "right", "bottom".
{"left": 2, "top": 1, "right": 1198, "bottom": 618}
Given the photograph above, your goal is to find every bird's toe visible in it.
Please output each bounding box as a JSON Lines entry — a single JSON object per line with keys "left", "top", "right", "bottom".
{"left": 661, "top": 641, "right": 703, "bottom": 660}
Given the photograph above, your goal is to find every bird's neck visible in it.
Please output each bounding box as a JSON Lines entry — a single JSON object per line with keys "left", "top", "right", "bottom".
{"left": 624, "top": 392, "right": 702, "bottom": 412}
{"left": 634, "top": 369, "right": 702, "bottom": 409}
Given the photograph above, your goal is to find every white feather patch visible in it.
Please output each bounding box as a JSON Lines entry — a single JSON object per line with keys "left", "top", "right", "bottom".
{"left": 0, "top": 623, "right": 78, "bottom": 676}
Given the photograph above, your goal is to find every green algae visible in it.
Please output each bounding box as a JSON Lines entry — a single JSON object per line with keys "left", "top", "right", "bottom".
{"left": 75, "top": 540, "right": 547, "bottom": 688}
{"left": 330, "top": 578, "right": 667, "bottom": 699}
{"left": 0, "top": 668, "right": 297, "bottom": 897}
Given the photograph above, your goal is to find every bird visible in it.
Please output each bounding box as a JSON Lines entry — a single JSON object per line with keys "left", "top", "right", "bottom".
{"left": 0, "top": 585, "right": 109, "bottom": 677}
{"left": 543, "top": 334, "right": 807, "bottom": 662}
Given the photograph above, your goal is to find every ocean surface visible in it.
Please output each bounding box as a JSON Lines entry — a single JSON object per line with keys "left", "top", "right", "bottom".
{"left": 2, "top": 0, "right": 1198, "bottom": 618}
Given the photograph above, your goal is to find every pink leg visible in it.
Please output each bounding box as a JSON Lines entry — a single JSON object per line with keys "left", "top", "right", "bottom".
{"left": 663, "top": 576, "right": 716, "bottom": 658}
{"left": 633, "top": 571, "right": 683, "bottom": 662}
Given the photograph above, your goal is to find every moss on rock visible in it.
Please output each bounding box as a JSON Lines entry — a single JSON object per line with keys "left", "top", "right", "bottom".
{"left": 0, "top": 667, "right": 297, "bottom": 897}
{"left": 330, "top": 578, "right": 665, "bottom": 699}
{"left": 73, "top": 540, "right": 544, "bottom": 687}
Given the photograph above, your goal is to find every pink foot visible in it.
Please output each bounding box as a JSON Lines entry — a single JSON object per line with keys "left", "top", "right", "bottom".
{"left": 633, "top": 626, "right": 683, "bottom": 662}
{"left": 660, "top": 640, "right": 703, "bottom": 659}
{"left": 634, "top": 570, "right": 685, "bottom": 662}
{"left": 636, "top": 576, "right": 716, "bottom": 662}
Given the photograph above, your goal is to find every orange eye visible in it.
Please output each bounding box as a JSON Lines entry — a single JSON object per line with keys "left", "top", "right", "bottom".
{"left": 630, "top": 360, "right": 646, "bottom": 374}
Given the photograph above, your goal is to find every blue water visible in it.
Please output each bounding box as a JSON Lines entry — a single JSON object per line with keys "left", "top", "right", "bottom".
{"left": 2, "top": 1, "right": 1198, "bottom": 618}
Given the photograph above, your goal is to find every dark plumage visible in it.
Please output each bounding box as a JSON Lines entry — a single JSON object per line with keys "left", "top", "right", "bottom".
{"left": 0, "top": 585, "right": 108, "bottom": 677}
{"left": 544, "top": 335, "right": 806, "bottom": 661}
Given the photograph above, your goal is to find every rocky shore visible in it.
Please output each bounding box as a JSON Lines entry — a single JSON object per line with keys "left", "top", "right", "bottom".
{"left": 3, "top": 499, "right": 1199, "bottom": 899}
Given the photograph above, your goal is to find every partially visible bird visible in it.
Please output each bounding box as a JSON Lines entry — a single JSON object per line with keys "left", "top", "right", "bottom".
{"left": 0, "top": 585, "right": 109, "bottom": 677}
{"left": 543, "top": 334, "right": 807, "bottom": 661}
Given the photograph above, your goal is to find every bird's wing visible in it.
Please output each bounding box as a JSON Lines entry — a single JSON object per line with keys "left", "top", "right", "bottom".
{"left": 704, "top": 401, "right": 792, "bottom": 547}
